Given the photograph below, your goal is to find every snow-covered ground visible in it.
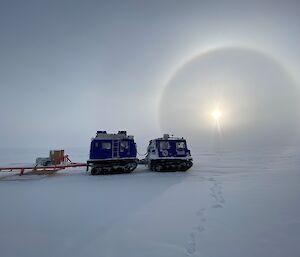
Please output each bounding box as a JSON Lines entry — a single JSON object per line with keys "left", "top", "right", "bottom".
{"left": 1, "top": 147, "right": 300, "bottom": 257}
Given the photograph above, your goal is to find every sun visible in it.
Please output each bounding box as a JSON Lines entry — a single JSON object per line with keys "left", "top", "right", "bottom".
{"left": 211, "top": 109, "right": 222, "bottom": 121}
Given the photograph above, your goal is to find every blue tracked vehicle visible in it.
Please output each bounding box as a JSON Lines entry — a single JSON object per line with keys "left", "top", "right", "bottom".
{"left": 146, "top": 134, "right": 193, "bottom": 172}
{"left": 87, "top": 131, "right": 138, "bottom": 175}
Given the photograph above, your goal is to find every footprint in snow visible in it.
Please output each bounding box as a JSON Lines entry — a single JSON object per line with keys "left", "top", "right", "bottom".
{"left": 186, "top": 233, "right": 196, "bottom": 255}
{"left": 212, "top": 204, "right": 223, "bottom": 208}
{"left": 196, "top": 208, "right": 205, "bottom": 216}
{"left": 196, "top": 226, "right": 205, "bottom": 232}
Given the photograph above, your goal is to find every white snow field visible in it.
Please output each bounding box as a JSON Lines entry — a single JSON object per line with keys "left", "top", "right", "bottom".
{"left": 1, "top": 147, "right": 300, "bottom": 257}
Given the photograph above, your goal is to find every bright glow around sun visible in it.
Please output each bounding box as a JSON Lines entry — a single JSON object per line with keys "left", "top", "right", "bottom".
{"left": 211, "top": 109, "right": 222, "bottom": 121}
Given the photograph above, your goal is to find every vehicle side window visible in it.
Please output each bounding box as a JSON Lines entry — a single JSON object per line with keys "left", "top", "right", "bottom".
{"left": 160, "top": 141, "right": 170, "bottom": 150}
{"left": 176, "top": 141, "right": 186, "bottom": 150}
{"left": 95, "top": 142, "right": 99, "bottom": 148}
{"left": 102, "top": 142, "right": 111, "bottom": 149}
{"left": 120, "top": 141, "right": 129, "bottom": 151}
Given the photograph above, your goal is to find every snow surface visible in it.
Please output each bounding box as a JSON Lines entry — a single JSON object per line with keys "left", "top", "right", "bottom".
{"left": 1, "top": 147, "right": 300, "bottom": 257}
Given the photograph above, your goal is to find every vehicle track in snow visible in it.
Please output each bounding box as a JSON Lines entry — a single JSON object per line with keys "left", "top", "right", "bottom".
{"left": 186, "top": 176, "right": 225, "bottom": 256}
{"left": 209, "top": 177, "right": 225, "bottom": 208}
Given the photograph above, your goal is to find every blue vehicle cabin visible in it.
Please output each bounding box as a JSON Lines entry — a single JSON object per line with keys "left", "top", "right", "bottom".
{"left": 87, "top": 131, "right": 138, "bottom": 175}
{"left": 146, "top": 134, "right": 193, "bottom": 172}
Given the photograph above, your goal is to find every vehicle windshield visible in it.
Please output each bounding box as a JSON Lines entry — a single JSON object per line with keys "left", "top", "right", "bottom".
{"left": 176, "top": 141, "right": 186, "bottom": 150}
